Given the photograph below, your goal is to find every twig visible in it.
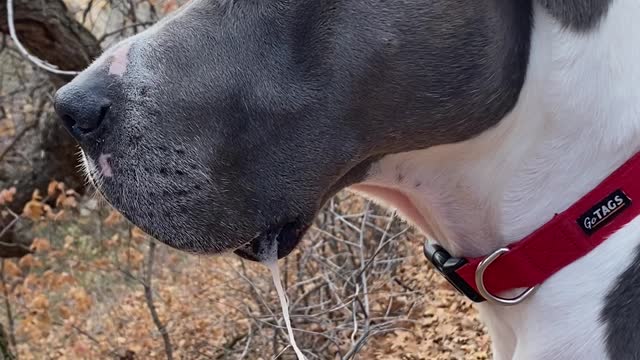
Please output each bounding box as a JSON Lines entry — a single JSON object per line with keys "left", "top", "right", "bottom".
{"left": 353, "top": 229, "right": 408, "bottom": 281}
{"left": 239, "top": 325, "right": 253, "bottom": 359}
{"left": 0, "top": 260, "right": 16, "bottom": 359}
{"left": 215, "top": 332, "right": 247, "bottom": 359}
{"left": 143, "top": 240, "right": 173, "bottom": 360}
{"left": 126, "top": 224, "right": 133, "bottom": 273}
{"left": 393, "top": 278, "right": 415, "bottom": 292}
{"left": 272, "top": 344, "right": 290, "bottom": 360}
{"left": 350, "top": 285, "right": 359, "bottom": 344}
{"left": 342, "top": 328, "right": 371, "bottom": 360}
{"left": 50, "top": 320, "right": 121, "bottom": 358}
{"left": 5, "top": 0, "right": 80, "bottom": 75}
{"left": 0, "top": 322, "right": 15, "bottom": 360}
{"left": 0, "top": 211, "right": 22, "bottom": 244}
{"left": 117, "top": 267, "right": 147, "bottom": 287}
{"left": 357, "top": 202, "right": 371, "bottom": 321}
{"left": 227, "top": 260, "right": 278, "bottom": 320}
{"left": 97, "top": 22, "right": 154, "bottom": 44}
{"left": 0, "top": 33, "right": 7, "bottom": 52}
{"left": 81, "top": 0, "right": 95, "bottom": 24}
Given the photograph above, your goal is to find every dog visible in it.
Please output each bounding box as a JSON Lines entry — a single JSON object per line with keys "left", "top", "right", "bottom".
{"left": 53, "top": 0, "right": 640, "bottom": 358}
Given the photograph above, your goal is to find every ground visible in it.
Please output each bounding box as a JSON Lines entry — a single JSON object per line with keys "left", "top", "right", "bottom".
{"left": 2, "top": 186, "right": 490, "bottom": 359}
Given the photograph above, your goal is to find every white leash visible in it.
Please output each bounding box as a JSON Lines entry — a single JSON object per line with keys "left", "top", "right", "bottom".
{"left": 6, "top": 0, "right": 80, "bottom": 76}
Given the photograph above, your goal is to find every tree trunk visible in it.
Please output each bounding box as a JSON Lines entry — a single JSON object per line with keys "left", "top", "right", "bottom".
{"left": 0, "top": 0, "right": 101, "bottom": 210}
{"left": 0, "top": 0, "right": 101, "bottom": 86}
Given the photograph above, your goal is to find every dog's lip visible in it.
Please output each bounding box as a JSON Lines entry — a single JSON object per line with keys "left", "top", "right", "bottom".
{"left": 234, "top": 220, "right": 309, "bottom": 261}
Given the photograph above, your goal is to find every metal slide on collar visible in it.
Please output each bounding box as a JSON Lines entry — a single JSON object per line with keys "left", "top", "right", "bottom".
{"left": 474, "top": 248, "right": 538, "bottom": 306}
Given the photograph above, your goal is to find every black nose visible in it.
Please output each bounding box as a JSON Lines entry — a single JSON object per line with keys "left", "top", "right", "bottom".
{"left": 54, "top": 79, "right": 112, "bottom": 140}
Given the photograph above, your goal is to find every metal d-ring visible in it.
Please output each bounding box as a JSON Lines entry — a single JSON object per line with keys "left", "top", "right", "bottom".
{"left": 475, "top": 248, "right": 538, "bottom": 306}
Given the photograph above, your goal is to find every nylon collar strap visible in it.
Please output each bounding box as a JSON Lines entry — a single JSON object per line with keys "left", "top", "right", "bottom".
{"left": 425, "top": 152, "right": 640, "bottom": 304}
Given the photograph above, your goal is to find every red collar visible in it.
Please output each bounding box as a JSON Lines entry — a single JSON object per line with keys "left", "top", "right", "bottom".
{"left": 425, "top": 152, "right": 640, "bottom": 304}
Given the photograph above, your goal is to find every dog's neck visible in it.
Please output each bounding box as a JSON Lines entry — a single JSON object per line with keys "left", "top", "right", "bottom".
{"left": 354, "top": 0, "right": 640, "bottom": 258}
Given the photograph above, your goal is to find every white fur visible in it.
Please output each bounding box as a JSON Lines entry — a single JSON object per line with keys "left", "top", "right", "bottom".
{"left": 351, "top": 1, "right": 640, "bottom": 358}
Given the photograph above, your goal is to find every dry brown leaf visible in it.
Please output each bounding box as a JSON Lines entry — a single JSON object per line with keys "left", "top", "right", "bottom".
{"left": 131, "top": 227, "right": 147, "bottom": 242}
{"left": 47, "top": 181, "right": 60, "bottom": 198}
{"left": 63, "top": 236, "right": 75, "bottom": 250}
{"left": 62, "top": 196, "right": 78, "bottom": 208}
{"left": 92, "top": 258, "right": 111, "bottom": 270}
{"left": 22, "top": 200, "right": 45, "bottom": 220}
{"left": 42, "top": 269, "right": 55, "bottom": 285}
{"left": 0, "top": 187, "right": 16, "bottom": 205}
{"left": 45, "top": 208, "right": 65, "bottom": 221}
{"left": 162, "top": 0, "right": 179, "bottom": 13}
{"left": 0, "top": 119, "right": 16, "bottom": 138}
{"left": 119, "top": 248, "right": 145, "bottom": 268}
{"left": 105, "top": 234, "right": 120, "bottom": 248}
{"left": 58, "top": 305, "right": 72, "bottom": 320}
{"left": 19, "top": 254, "right": 38, "bottom": 269}
{"left": 56, "top": 193, "right": 78, "bottom": 209}
{"left": 30, "top": 238, "right": 51, "bottom": 252}
{"left": 71, "top": 339, "right": 90, "bottom": 357}
{"left": 31, "top": 189, "right": 42, "bottom": 201}
{"left": 23, "top": 274, "right": 40, "bottom": 288}
{"left": 51, "top": 272, "right": 75, "bottom": 290}
{"left": 104, "top": 210, "right": 123, "bottom": 226}
{"left": 69, "top": 287, "right": 92, "bottom": 313}
{"left": 29, "top": 294, "right": 49, "bottom": 311}
{"left": 3, "top": 260, "right": 22, "bottom": 277}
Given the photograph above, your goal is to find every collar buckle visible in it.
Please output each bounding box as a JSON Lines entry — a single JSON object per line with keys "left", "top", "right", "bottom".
{"left": 475, "top": 248, "right": 538, "bottom": 306}
{"left": 423, "top": 241, "right": 485, "bottom": 303}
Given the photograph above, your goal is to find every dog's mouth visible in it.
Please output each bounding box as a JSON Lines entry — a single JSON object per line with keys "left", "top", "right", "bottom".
{"left": 234, "top": 220, "right": 310, "bottom": 261}
{"left": 82, "top": 149, "right": 315, "bottom": 259}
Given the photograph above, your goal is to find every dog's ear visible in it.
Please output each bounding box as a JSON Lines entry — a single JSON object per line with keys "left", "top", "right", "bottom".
{"left": 538, "top": 0, "right": 612, "bottom": 30}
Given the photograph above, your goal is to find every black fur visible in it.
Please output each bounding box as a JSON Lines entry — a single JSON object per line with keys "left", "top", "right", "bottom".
{"left": 538, "top": 0, "right": 613, "bottom": 31}
{"left": 602, "top": 245, "right": 640, "bottom": 359}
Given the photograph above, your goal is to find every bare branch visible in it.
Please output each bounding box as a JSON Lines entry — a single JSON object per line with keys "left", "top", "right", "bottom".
{"left": 144, "top": 240, "right": 174, "bottom": 360}
{"left": 97, "top": 21, "right": 154, "bottom": 44}
{"left": 0, "top": 260, "right": 16, "bottom": 360}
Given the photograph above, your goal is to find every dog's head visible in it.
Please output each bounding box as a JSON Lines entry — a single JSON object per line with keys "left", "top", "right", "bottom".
{"left": 54, "top": 0, "right": 531, "bottom": 260}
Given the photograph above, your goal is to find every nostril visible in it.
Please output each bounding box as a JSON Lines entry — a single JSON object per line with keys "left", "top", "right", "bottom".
{"left": 54, "top": 79, "right": 113, "bottom": 140}
{"left": 55, "top": 93, "right": 111, "bottom": 138}
{"left": 73, "top": 102, "right": 111, "bottom": 134}
{"left": 99, "top": 103, "right": 110, "bottom": 121}
{"left": 61, "top": 114, "right": 76, "bottom": 131}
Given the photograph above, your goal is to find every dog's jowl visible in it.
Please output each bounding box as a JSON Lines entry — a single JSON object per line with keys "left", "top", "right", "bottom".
{"left": 54, "top": 0, "right": 640, "bottom": 359}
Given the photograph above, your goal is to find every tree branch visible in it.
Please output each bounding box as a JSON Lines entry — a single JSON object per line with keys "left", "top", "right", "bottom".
{"left": 144, "top": 241, "right": 173, "bottom": 360}
{"left": 0, "top": 260, "right": 16, "bottom": 360}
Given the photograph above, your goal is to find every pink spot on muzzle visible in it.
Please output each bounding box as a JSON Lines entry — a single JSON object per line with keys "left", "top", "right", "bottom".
{"left": 98, "top": 154, "right": 113, "bottom": 177}
{"left": 109, "top": 43, "right": 131, "bottom": 76}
